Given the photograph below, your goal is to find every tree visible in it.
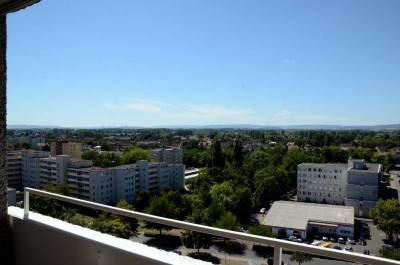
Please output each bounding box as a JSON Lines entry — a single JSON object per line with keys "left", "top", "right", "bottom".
{"left": 233, "top": 138, "right": 243, "bottom": 168}
{"left": 91, "top": 214, "right": 131, "bottom": 239}
{"left": 182, "top": 209, "right": 212, "bottom": 253}
{"left": 214, "top": 211, "right": 239, "bottom": 231}
{"left": 253, "top": 169, "right": 282, "bottom": 208}
{"left": 145, "top": 197, "right": 175, "bottom": 234}
{"left": 134, "top": 190, "right": 152, "bottom": 212}
{"left": 209, "top": 181, "right": 234, "bottom": 210}
{"left": 369, "top": 199, "right": 400, "bottom": 241}
{"left": 210, "top": 138, "right": 224, "bottom": 168}
{"left": 248, "top": 224, "right": 274, "bottom": 237}
{"left": 30, "top": 184, "right": 77, "bottom": 221}
{"left": 290, "top": 251, "right": 313, "bottom": 265}
{"left": 122, "top": 146, "right": 152, "bottom": 164}
{"left": 115, "top": 200, "right": 138, "bottom": 235}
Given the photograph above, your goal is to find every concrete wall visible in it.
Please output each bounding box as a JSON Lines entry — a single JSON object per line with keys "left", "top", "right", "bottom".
{"left": 346, "top": 184, "right": 378, "bottom": 201}
{"left": 345, "top": 199, "right": 377, "bottom": 218}
{"left": 9, "top": 208, "right": 204, "bottom": 265}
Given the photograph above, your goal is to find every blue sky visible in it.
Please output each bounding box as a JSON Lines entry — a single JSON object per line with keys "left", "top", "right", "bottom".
{"left": 6, "top": 0, "right": 400, "bottom": 127}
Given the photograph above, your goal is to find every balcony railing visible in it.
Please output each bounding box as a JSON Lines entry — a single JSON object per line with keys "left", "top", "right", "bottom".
{"left": 23, "top": 187, "right": 400, "bottom": 265}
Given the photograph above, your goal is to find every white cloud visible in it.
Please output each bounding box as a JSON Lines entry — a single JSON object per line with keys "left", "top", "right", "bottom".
{"left": 274, "top": 110, "right": 293, "bottom": 120}
{"left": 103, "top": 100, "right": 255, "bottom": 123}
{"left": 103, "top": 99, "right": 177, "bottom": 113}
{"left": 163, "top": 104, "right": 256, "bottom": 123}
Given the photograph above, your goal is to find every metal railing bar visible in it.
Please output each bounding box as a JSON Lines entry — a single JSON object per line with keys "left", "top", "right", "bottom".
{"left": 23, "top": 188, "right": 400, "bottom": 265}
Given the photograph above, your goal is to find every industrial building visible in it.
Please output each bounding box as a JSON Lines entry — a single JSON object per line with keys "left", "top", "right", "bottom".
{"left": 263, "top": 201, "right": 354, "bottom": 240}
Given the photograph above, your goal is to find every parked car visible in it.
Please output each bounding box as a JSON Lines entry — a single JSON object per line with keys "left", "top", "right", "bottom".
{"left": 347, "top": 237, "right": 356, "bottom": 244}
{"left": 338, "top": 237, "right": 345, "bottom": 244}
{"left": 259, "top": 208, "right": 266, "bottom": 214}
{"left": 330, "top": 237, "right": 337, "bottom": 243}
{"left": 322, "top": 242, "right": 331, "bottom": 248}
{"left": 344, "top": 246, "right": 353, "bottom": 252}
{"left": 322, "top": 236, "right": 329, "bottom": 241}
{"left": 333, "top": 246, "right": 342, "bottom": 250}
{"left": 288, "top": 236, "right": 302, "bottom": 242}
{"left": 247, "top": 216, "right": 259, "bottom": 224}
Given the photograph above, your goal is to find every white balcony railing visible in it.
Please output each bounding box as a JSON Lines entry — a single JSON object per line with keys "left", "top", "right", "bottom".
{"left": 23, "top": 187, "right": 400, "bottom": 265}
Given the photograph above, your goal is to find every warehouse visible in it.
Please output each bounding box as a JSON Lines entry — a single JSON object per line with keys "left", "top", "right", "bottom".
{"left": 263, "top": 201, "right": 354, "bottom": 240}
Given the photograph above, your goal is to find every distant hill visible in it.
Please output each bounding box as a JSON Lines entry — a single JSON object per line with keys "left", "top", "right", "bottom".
{"left": 7, "top": 124, "right": 400, "bottom": 130}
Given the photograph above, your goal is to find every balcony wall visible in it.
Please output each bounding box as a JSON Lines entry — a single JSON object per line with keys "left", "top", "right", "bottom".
{"left": 8, "top": 207, "right": 207, "bottom": 265}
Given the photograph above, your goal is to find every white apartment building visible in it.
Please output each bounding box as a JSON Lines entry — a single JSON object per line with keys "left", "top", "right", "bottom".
{"left": 150, "top": 148, "right": 183, "bottom": 164}
{"left": 20, "top": 152, "right": 185, "bottom": 205}
{"left": 297, "top": 163, "right": 348, "bottom": 205}
{"left": 297, "top": 158, "right": 382, "bottom": 217}
{"left": 21, "top": 151, "right": 49, "bottom": 189}
{"left": 7, "top": 152, "right": 22, "bottom": 190}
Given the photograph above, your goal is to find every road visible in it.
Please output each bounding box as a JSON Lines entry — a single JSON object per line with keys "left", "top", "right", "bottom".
{"left": 130, "top": 232, "right": 360, "bottom": 265}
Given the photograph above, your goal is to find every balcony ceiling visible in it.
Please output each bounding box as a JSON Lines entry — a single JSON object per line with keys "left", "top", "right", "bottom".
{"left": 0, "top": 0, "right": 40, "bottom": 14}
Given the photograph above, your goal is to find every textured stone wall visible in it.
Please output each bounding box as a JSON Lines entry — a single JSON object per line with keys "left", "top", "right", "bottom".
{"left": 0, "top": 13, "right": 10, "bottom": 265}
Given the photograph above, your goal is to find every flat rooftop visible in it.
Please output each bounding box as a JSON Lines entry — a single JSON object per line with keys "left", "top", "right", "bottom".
{"left": 298, "top": 163, "right": 347, "bottom": 168}
{"left": 348, "top": 163, "right": 381, "bottom": 173}
{"left": 263, "top": 201, "right": 354, "bottom": 231}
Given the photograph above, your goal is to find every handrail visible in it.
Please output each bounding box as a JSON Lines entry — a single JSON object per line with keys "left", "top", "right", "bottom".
{"left": 23, "top": 187, "right": 400, "bottom": 265}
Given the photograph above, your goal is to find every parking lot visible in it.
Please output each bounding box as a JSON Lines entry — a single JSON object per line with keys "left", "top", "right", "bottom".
{"left": 306, "top": 219, "right": 387, "bottom": 256}
{"left": 257, "top": 213, "right": 387, "bottom": 256}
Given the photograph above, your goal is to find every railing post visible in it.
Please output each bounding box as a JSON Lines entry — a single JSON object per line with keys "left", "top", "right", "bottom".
{"left": 23, "top": 191, "right": 29, "bottom": 219}
{"left": 273, "top": 246, "right": 282, "bottom": 265}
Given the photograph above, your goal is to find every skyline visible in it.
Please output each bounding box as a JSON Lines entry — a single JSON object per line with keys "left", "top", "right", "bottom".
{"left": 6, "top": 1, "right": 400, "bottom": 127}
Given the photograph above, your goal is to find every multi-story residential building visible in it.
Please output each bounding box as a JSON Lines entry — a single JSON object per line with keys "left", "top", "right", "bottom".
{"left": 50, "top": 140, "right": 82, "bottom": 159}
{"left": 150, "top": 148, "right": 183, "bottom": 164}
{"left": 297, "top": 158, "right": 382, "bottom": 218}
{"left": 345, "top": 159, "right": 382, "bottom": 217}
{"left": 297, "top": 163, "right": 348, "bottom": 205}
{"left": 21, "top": 152, "right": 185, "bottom": 205}
{"left": 6, "top": 152, "right": 22, "bottom": 190}
{"left": 21, "top": 151, "right": 50, "bottom": 189}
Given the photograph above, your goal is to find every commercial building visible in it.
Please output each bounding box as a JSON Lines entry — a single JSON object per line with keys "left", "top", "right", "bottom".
{"left": 297, "top": 158, "right": 383, "bottom": 218}
{"left": 264, "top": 201, "right": 354, "bottom": 239}
{"left": 50, "top": 140, "right": 82, "bottom": 159}
{"left": 150, "top": 148, "right": 183, "bottom": 164}
{"left": 297, "top": 163, "right": 348, "bottom": 205}
{"left": 345, "top": 159, "right": 382, "bottom": 217}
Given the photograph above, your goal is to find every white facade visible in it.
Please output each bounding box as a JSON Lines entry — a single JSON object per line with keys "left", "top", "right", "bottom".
{"left": 7, "top": 151, "right": 22, "bottom": 190}
{"left": 297, "top": 159, "right": 382, "bottom": 217}
{"left": 21, "top": 151, "right": 49, "bottom": 189}
{"left": 150, "top": 148, "right": 183, "bottom": 164}
{"left": 297, "top": 163, "right": 348, "bottom": 205}
{"left": 22, "top": 152, "right": 185, "bottom": 205}
{"left": 345, "top": 159, "right": 382, "bottom": 218}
